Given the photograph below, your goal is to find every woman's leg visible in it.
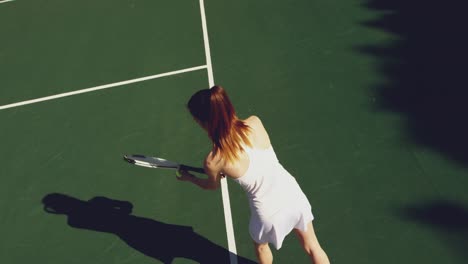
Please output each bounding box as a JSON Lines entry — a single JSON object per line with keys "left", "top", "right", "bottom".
{"left": 253, "top": 241, "right": 273, "bottom": 264}
{"left": 294, "top": 222, "right": 330, "bottom": 264}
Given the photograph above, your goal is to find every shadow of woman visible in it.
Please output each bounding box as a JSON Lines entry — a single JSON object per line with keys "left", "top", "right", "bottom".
{"left": 42, "top": 193, "right": 256, "bottom": 264}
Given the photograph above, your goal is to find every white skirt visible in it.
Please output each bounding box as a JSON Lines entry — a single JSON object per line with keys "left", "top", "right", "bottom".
{"left": 248, "top": 201, "right": 314, "bottom": 250}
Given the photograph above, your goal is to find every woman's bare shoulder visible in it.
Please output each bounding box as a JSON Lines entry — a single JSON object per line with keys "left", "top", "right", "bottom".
{"left": 245, "top": 115, "right": 263, "bottom": 127}
{"left": 244, "top": 115, "right": 271, "bottom": 148}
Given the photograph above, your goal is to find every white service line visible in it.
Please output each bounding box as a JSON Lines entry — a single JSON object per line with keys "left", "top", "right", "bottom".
{"left": 199, "top": 1, "right": 238, "bottom": 264}
{"left": 199, "top": 0, "right": 214, "bottom": 87}
{"left": 0, "top": 65, "right": 207, "bottom": 110}
{"left": 0, "top": 0, "right": 15, "bottom": 4}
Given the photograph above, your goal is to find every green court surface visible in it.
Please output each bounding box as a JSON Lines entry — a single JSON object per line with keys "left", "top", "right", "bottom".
{"left": 1, "top": 0, "right": 468, "bottom": 263}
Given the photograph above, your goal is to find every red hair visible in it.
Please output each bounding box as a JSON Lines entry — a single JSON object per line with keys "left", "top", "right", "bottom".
{"left": 187, "top": 86, "right": 251, "bottom": 163}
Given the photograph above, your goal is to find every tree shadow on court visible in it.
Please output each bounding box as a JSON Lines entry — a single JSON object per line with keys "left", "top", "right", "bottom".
{"left": 41, "top": 193, "right": 257, "bottom": 264}
{"left": 359, "top": 0, "right": 468, "bottom": 166}
{"left": 398, "top": 200, "right": 468, "bottom": 259}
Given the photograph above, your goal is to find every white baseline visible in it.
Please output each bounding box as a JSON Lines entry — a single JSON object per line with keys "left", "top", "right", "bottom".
{"left": 0, "top": 65, "right": 207, "bottom": 110}
{"left": 0, "top": 0, "right": 15, "bottom": 4}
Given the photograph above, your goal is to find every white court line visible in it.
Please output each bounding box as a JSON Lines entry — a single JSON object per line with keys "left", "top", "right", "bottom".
{"left": 199, "top": 0, "right": 214, "bottom": 87}
{"left": 199, "top": 1, "right": 238, "bottom": 264}
{"left": 0, "top": 65, "right": 207, "bottom": 110}
{"left": 0, "top": 0, "right": 15, "bottom": 4}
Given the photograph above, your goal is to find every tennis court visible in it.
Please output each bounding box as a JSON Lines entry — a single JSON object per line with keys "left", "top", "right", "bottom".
{"left": 1, "top": 0, "right": 468, "bottom": 263}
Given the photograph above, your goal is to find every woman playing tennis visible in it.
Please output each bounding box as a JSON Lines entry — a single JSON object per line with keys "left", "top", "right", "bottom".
{"left": 176, "top": 86, "right": 330, "bottom": 264}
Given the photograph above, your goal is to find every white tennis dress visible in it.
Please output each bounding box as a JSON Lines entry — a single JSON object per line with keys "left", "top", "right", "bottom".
{"left": 233, "top": 145, "right": 314, "bottom": 250}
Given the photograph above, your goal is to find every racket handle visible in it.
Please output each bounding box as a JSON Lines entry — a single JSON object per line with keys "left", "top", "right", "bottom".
{"left": 179, "top": 165, "right": 205, "bottom": 174}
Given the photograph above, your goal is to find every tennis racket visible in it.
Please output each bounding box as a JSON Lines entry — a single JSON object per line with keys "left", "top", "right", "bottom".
{"left": 123, "top": 154, "right": 205, "bottom": 174}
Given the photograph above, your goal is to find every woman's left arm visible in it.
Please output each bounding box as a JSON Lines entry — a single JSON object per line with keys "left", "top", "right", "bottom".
{"left": 176, "top": 157, "right": 222, "bottom": 190}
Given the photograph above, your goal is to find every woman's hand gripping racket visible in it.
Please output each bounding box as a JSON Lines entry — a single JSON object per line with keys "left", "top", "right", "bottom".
{"left": 123, "top": 154, "right": 205, "bottom": 176}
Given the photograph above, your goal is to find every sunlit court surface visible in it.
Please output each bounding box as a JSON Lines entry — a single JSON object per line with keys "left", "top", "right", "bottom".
{"left": 1, "top": 0, "right": 468, "bottom": 263}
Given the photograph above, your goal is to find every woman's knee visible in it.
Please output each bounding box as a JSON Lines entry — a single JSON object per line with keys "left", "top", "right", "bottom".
{"left": 302, "top": 241, "right": 321, "bottom": 255}
{"left": 253, "top": 242, "right": 273, "bottom": 264}
{"left": 254, "top": 242, "right": 270, "bottom": 252}
{"left": 294, "top": 223, "right": 322, "bottom": 255}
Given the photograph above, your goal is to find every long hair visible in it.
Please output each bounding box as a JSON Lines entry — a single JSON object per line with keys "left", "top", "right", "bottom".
{"left": 187, "top": 86, "right": 251, "bottom": 163}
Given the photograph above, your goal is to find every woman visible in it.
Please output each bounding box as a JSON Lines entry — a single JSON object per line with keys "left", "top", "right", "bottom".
{"left": 176, "top": 86, "right": 330, "bottom": 264}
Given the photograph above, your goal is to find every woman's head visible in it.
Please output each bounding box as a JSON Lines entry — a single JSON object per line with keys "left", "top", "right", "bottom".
{"left": 187, "top": 86, "right": 251, "bottom": 163}
{"left": 187, "top": 86, "right": 233, "bottom": 129}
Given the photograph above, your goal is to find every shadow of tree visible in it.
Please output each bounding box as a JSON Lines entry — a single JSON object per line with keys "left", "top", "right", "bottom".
{"left": 398, "top": 200, "right": 468, "bottom": 259}
{"left": 42, "top": 193, "right": 256, "bottom": 264}
{"left": 360, "top": 0, "right": 468, "bottom": 166}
